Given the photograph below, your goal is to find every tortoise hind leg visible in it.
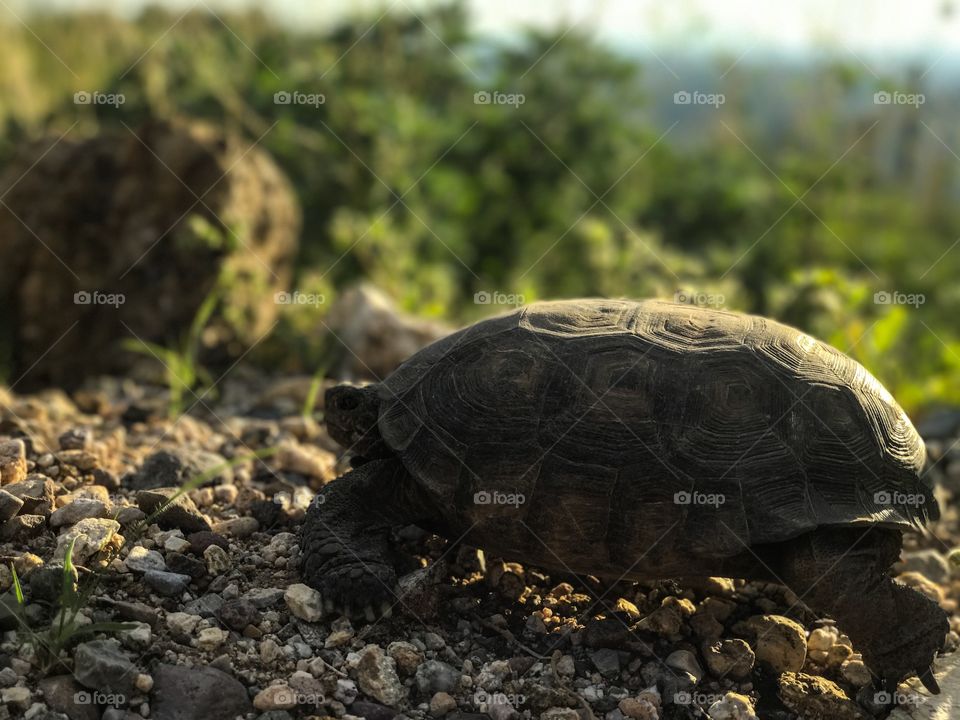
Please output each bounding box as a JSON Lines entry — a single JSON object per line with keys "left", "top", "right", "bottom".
{"left": 299, "top": 458, "right": 426, "bottom": 621}
{"left": 778, "top": 527, "right": 948, "bottom": 692}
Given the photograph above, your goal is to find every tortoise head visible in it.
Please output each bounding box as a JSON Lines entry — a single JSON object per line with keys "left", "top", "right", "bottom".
{"left": 324, "top": 384, "right": 390, "bottom": 460}
{"left": 860, "top": 578, "right": 949, "bottom": 696}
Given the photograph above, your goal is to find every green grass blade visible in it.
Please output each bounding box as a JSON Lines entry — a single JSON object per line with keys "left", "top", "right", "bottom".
{"left": 10, "top": 564, "right": 24, "bottom": 607}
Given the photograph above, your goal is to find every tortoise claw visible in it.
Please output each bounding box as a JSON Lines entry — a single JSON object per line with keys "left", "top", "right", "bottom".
{"left": 918, "top": 665, "right": 940, "bottom": 694}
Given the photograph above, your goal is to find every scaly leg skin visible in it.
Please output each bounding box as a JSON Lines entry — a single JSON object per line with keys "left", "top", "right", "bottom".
{"left": 779, "top": 527, "right": 948, "bottom": 695}
{"left": 299, "top": 458, "right": 428, "bottom": 621}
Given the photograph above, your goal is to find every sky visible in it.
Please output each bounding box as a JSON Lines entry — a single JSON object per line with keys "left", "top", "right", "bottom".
{"left": 4, "top": 0, "right": 960, "bottom": 56}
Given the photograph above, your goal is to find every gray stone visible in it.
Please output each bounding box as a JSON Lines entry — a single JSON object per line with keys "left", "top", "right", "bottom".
{"left": 151, "top": 664, "right": 252, "bottom": 720}
{"left": 165, "top": 552, "right": 206, "bottom": 579}
{"left": 183, "top": 594, "right": 223, "bottom": 617}
{"left": 1, "top": 514, "right": 46, "bottom": 540}
{"left": 126, "top": 450, "right": 232, "bottom": 491}
{"left": 143, "top": 570, "right": 191, "bottom": 596}
{"left": 109, "top": 600, "right": 161, "bottom": 627}
{"left": 136, "top": 488, "right": 211, "bottom": 533}
{"left": 123, "top": 546, "right": 166, "bottom": 573}
{"left": 356, "top": 644, "right": 405, "bottom": 706}
{"left": 49, "top": 498, "right": 109, "bottom": 528}
{"left": 3, "top": 476, "right": 54, "bottom": 515}
{"left": 415, "top": 660, "right": 460, "bottom": 695}
{"left": 591, "top": 648, "right": 621, "bottom": 678}
{"left": 219, "top": 598, "right": 259, "bottom": 631}
{"left": 59, "top": 428, "right": 92, "bottom": 451}
{"left": 0, "top": 490, "right": 23, "bottom": 522}
{"left": 243, "top": 587, "right": 285, "bottom": 609}
{"left": 348, "top": 700, "right": 396, "bottom": 720}
{"left": 37, "top": 676, "right": 99, "bottom": 720}
{"left": 73, "top": 639, "right": 136, "bottom": 696}
{"left": 284, "top": 583, "right": 323, "bottom": 621}
{"left": 28, "top": 563, "right": 78, "bottom": 604}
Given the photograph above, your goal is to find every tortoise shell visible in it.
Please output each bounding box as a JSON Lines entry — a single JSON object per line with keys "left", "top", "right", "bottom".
{"left": 376, "top": 299, "right": 932, "bottom": 561}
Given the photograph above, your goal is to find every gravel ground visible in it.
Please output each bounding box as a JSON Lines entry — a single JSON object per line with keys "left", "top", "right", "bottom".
{"left": 1, "top": 378, "right": 959, "bottom": 720}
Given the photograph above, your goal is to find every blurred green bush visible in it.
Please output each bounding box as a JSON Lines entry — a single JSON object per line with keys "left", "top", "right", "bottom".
{"left": 1, "top": 2, "right": 958, "bottom": 411}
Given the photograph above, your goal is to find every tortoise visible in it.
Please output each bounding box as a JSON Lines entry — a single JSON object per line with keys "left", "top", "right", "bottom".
{"left": 300, "top": 298, "right": 947, "bottom": 692}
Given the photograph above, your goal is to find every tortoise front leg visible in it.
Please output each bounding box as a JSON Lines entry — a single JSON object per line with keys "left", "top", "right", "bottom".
{"left": 299, "top": 458, "right": 424, "bottom": 620}
{"left": 778, "top": 527, "right": 947, "bottom": 692}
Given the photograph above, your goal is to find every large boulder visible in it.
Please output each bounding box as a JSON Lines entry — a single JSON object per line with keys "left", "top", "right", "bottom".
{"left": 0, "top": 119, "right": 300, "bottom": 388}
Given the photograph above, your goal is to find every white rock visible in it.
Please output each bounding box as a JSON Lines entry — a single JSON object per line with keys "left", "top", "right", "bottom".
{"left": 1, "top": 686, "right": 31, "bottom": 710}
{"left": 166, "top": 611, "right": 202, "bottom": 636}
{"left": 164, "top": 535, "right": 192, "bottom": 553}
{"left": 54, "top": 518, "right": 121, "bottom": 563}
{"left": 49, "top": 498, "right": 109, "bottom": 528}
{"left": 204, "top": 545, "right": 232, "bottom": 575}
{"left": 284, "top": 583, "right": 323, "bottom": 621}
{"left": 197, "top": 627, "right": 229, "bottom": 650}
{"left": 707, "top": 692, "right": 758, "bottom": 720}
{"left": 124, "top": 545, "right": 167, "bottom": 573}
{"left": 807, "top": 626, "right": 840, "bottom": 652}
{"left": 123, "top": 622, "right": 153, "bottom": 648}
{"left": 334, "top": 678, "right": 358, "bottom": 704}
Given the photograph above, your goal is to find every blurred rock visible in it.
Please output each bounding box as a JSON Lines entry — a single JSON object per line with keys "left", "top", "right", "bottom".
{"left": 0, "top": 439, "right": 27, "bottom": 486}
{"left": 897, "top": 549, "right": 951, "bottom": 584}
{"left": 137, "top": 487, "right": 211, "bottom": 533}
{"left": 0, "top": 118, "right": 300, "bottom": 389}
{"left": 125, "top": 450, "right": 231, "bottom": 491}
{"left": 326, "top": 284, "right": 451, "bottom": 380}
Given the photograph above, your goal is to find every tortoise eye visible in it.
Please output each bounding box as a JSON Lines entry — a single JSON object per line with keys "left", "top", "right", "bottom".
{"left": 338, "top": 393, "right": 359, "bottom": 411}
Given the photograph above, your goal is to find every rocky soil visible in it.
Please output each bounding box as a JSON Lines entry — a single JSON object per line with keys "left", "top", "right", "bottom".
{"left": 1, "top": 380, "right": 959, "bottom": 720}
